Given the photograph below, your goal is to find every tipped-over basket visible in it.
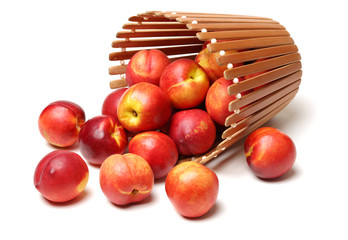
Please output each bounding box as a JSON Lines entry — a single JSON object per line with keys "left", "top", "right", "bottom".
{"left": 108, "top": 11, "right": 302, "bottom": 165}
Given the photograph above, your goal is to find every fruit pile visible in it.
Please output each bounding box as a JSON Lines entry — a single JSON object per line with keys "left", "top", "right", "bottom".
{"left": 34, "top": 43, "right": 296, "bottom": 218}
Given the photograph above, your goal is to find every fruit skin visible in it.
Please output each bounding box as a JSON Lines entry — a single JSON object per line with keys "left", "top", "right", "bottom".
{"left": 78, "top": 115, "right": 128, "bottom": 165}
{"left": 168, "top": 109, "right": 216, "bottom": 156}
{"left": 99, "top": 153, "right": 154, "bottom": 205}
{"left": 38, "top": 100, "right": 85, "bottom": 147}
{"left": 244, "top": 127, "right": 296, "bottom": 179}
{"left": 195, "top": 44, "right": 243, "bottom": 83}
{"left": 159, "top": 59, "right": 210, "bottom": 109}
{"left": 117, "top": 82, "right": 172, "bottom": 133}
{"left": 102, "top": 87, "right": 128, "bottom": 120}
{"left": 128, "top": 131, "right": 178, "bottom": 179}
{"left": 205, "top": 77, "right": 247, "bottom": 126}
{"left": 34, "top": 150, "right": 89, "bottom": 203}
{"left": 126, "top": 49, "right": 171, "bottom": 86}
{"left": 165, "top": 161, "right": 219, "bottom": 218}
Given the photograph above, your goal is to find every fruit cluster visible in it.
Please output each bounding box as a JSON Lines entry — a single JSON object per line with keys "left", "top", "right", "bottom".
{"left": 34, "top": 43, "right": 296, "bottom": 218}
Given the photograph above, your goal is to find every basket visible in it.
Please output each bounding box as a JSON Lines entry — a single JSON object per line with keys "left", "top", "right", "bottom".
{"left": 108, "top": 11, "right": 302, "bottom": 165}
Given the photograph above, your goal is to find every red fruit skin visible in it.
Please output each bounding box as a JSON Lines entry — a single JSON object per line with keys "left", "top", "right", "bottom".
{"left": 126, "top": 49, "right": 171, "bottom": 86}
{"left": 102, "top": 88, "right": 128, "bottom": 120}
{"left": 99, "top": 153, "right": 154, "bottom": 205}
{"left": 117, "top": 82, "right": 172, "bottom": 133}
{"left": 159, "top": 59, "right": 210, "bottom": 109}
{"left": 244, "top": 127, "right": 296, "bottom": 179}
{"left": 38, "top": 100, "right": 85, "bottom": 147}
{"left": 205, "top": 77, "right": 247, "bottom": 126}
{"left": 34, "top": 150, "right": 89, "bottom": 203}
{"left": 168, "top": 109, "right": 216, "bottom": 156}
{"left": 78, "top": 115, "right": 128, "bottom": 165}
{"left": 128, "top": 131, "right": 178, "bottom": 179}
{"left": 165, "top": 161, "right": 219, "bottom": 218}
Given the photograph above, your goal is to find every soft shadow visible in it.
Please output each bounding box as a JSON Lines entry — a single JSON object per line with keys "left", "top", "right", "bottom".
{"left": 46, "top": 141, "right": 79, "bottom": 151}
{"left": 43, "top": 189, "right": 91, "bottom": 206}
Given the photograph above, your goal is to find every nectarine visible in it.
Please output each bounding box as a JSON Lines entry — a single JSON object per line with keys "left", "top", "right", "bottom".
{"left": 244, "top": 127, "right": 296, "bottom": 179}
{"left": 99, "top": 153, "right": 154, "bottom": 205}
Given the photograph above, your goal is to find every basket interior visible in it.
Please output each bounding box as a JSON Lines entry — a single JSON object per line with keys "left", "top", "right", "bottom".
{"left": 108, "top": 11, "right": 302, "bottom": 164}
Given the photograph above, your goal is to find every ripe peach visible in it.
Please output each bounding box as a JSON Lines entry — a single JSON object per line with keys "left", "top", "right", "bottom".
{"left": 38, "top": 100, "right": 85, "bottom": 147}
{"left": 205, "top": 77, "right": 247, "bottom": 126}
{"left": 165, "top": 161, "right": 219, "bottom": 218}
{"left": 34, "top": 150, "right": 89, "bottom": 203}
{"left": 78, "top": 115, "right": 128, "bottom": 165}
{"left": 128, "top": 131, "right": 178, "bottom": 179}
{"left": 159, "top": 59, "right": 210, "bottom": 109}
{"left": 168, "top": 109, "right": 216, "bottom": 156}
{"left": 99, "top": 153, "right": 154, "bottom": 205}
{"left": 102, "top": 87, "right": 128, "bottom": 120}
{"left": 244, "top": 127, "right": 297, "bottom": 179}
{"left": 126, "top": 49, "right": 171, "bottom": 86}
{"left": 117, "top": 82, "right": 172, "bottom": 133}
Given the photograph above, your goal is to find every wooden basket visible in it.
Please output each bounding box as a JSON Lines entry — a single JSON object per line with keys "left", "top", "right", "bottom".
{"left": 108, "top": 11, "right": 302, "bottom": 165}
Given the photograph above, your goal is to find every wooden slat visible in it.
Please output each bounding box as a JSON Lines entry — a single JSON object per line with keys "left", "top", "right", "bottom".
{"left": 177, "top": 17, "right": 278, "bottom": 24}
{"left": 227, "top": 62, "right": 302, "bottom": 95}
{"left": 112, "top": 37, "right": 202, "bottom": 48}
{"left": 217, "top": 44, "right": 298, "bottom": 65}
{"left": 157, "top": 11, "right": 273, "bottom": 20}
{"left": 187, "top": 22, "right": 285, "bottom": 31}
{"left": 109, "top": 44, "right": 203, "bottom": 61}
{"left": 116, "top": 29, "right": 198, "bottom": 38}
{"left": 225, "top": 87, "right": 299, "bottom": 126}
{"left": 110, "top": 79, "right": 127, "bottom": 89}
{"left": 222, "top": 88, "right": 299, "bottom": 137}
{"left": 224, "top": 52, "right": 301, "bottom": 79}
{"left": 109, "top": 65, "right": 127, "bottom": 75}
{"left": 228, "top": 74, "right": 301, "bottom": 111}
{"left": 197, "top": 29, "right": 290, "bottom": 41}
{"left": 123, "top": 22, "right": 187, "bottom": 30}
{"left": 128, "top": 15, "right": 175, "bottom": 22}
{"left": 208, "top": 36, "right": 294, "bottom": 52}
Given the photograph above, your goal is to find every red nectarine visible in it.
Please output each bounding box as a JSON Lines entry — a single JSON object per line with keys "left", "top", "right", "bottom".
{"left": 34, "top": 150, "right": 89, "bottom": 203}
{"left": 244, "top": 127, "right": 296, "bottom": 179}
{"left": 38, "top": 100, "right": 85, "bottom": 147}
{"left": 99, "top": 153, "right": 154, "bottom": 205}
{"left": 165, "top": 161, "right": 219, "bottom": 218}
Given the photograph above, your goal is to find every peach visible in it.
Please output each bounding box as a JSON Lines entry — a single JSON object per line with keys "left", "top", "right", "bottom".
{"left": 165, "top": 161, "right": 219, "bottom": 218}
{"left": 78, "top": 115, "right": 128, "bottom": 165}
{"left": 168, "top": 109, "right": 216, "bottom": 156}
{"left": 128, "top": 131, "right": 178, "bottom": 179}
{"left": 244, "top": 127, "right": 297, "bottom": 179}
{"left": 102, "top": 87, "right": 128, "bottom": 120}
{"left": 205, "top": 77, "right": 248, "bottom": 126}
{"left": 195, "top": 44, "right": 243, "bottom": 83}
{"left": 159, "top": 59, "right": 210, "bottom": 109}
{"left": 38, "top": 100, "right": 85, "bottom": 147}
{"left": 99, "top": 153, "right": 154, "bottom": 205}
{"left": 34, "top": 150, "right": 89, "bottom": 203}
{"left": 126, "top": 49, "right": 171, "bottom": 86}
{"left": 117, "top": 82, "right": 172, "bottom": 133}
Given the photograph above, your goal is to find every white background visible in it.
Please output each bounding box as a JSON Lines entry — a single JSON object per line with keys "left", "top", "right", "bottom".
{"left": 1, "top": 0, "right": 347, "bottom": 239}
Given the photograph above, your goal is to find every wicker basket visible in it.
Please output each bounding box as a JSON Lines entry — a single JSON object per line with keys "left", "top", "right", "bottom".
{"left": 108, "top": 11, "right": 302, "bottom": 165}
